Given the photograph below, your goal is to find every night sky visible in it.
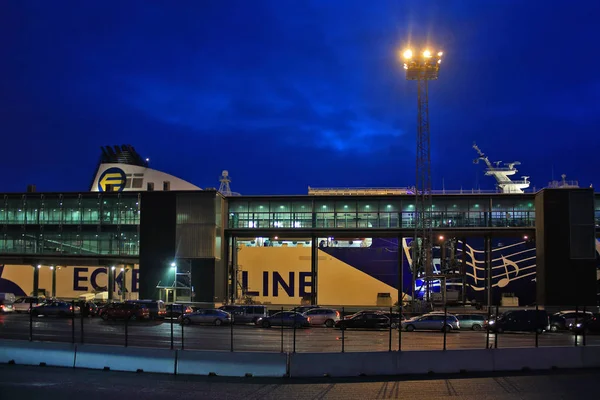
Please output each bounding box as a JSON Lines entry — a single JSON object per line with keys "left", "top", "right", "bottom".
{"left": 1, "top": 1, "right": 599, "bottom": 195}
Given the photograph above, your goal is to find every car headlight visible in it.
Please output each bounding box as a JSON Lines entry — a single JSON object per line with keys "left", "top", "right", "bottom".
{"left": 489, "top": 320, "right": 495, "bottom": 325}
{"left": 576, "top": 323, "right": 582, "bottom": 328}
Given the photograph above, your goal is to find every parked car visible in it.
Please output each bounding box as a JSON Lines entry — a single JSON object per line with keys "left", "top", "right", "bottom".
{"left": 77, "top": 300, "right": 98, "bottom": 317}
{"left": 12, "top": 296, "right": 44, "bottom": 313}
{"left": 101, "top": 303, "right": 149, "bottom": 321}
{"left": 166, "top": 304, "right": 194, "bottom": 319}
{"left": 292, "top": 305, "right": 320, "bottom": 314}
{"left": 401, "top": 314, "right": 460, "bottom": 332}
{"left": 455, "top": 314, "right": 486, "bottom": 330}
{"left": 487, "top": 309, "right": 549, "bottom": 334}
{"left": 569, "top": 313, "right": 600, "bottom": 334}
{"left": 179, "top": 309, "right": 232, "bottom": 326}
{"left": 0, "top": 300, "right": 14, "bottom": 313}
{"left": 335, "top": 311, "right": 390, "bottom": 330}
{"left": 126, "top": 300, "right": 166, "bottom": 319}
{"left": 219, "top": 305, "right": 268, "bottom": 324}
{"left": 31, "top": 301, "right": 79, "bottom": 317}
{"left": 303, "top": 308, "right": 340, "bottom": 327}
{"left": 549, "top": 310, "right": 594, "bottom": 332}
{"left": 256, "top": 311, "right": 310, "bottom": 328}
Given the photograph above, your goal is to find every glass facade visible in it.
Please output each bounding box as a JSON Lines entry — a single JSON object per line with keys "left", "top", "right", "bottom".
{"left": 227, "top": 196, "right": 537, "bottom": 229}
{"left": 0, "top": 193, "right": 140, "bottom": 256}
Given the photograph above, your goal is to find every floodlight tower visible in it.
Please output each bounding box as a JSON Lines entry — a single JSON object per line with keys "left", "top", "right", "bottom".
{"left": 401, "top": 48, "right": 443, "bottom": 303}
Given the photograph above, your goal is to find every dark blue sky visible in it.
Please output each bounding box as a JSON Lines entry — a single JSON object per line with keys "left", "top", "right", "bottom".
{"left": 1, "top": 1, "right": 599, "bottom": 194}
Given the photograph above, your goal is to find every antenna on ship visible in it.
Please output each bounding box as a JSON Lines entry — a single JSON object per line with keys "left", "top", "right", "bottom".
{"left": 472, "top": 142, "right": 531, "bottom": 194}
{"left": 218, "top": 170, "right": 241, "bottom": 196}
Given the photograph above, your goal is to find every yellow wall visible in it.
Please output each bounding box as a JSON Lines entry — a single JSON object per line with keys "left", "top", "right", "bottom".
{"left": 238, "top": 247, "right": 399, "bottom": 307}
{"left": 0, "top": 264, "right": 139, "bottom": 299}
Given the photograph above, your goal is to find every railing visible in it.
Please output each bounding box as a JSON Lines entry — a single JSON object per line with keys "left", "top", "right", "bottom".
{"left": 2, "top": 302, "right": 597, "bottom": 354}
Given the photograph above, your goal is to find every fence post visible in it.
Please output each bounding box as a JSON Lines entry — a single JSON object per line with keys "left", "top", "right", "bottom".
{"left": 181, "top": 317, "right": 184, "bottom": 351}
{"left": 443, "top": 305, "right": 447, "bottom": 351}
{"left": 485, "top": 306, "right": 491, "bottom": 349}
{"left": 494, "top": 305, "right": 499, "bottom": 349}
{"left": 29, "top": 301, "right": 33, "bottom": 342}
{"left": 388, "top": 306, "right": 392, "bottom": 352}
{"left": 341, "top": 307, "right": 345, "bottom": 353}
{"left": 71, "top": 300, "right": 75, "bottom": 344}
{"left": 535, "top": 304, "right": 539, "bottom": 348}
{"left": 170, "top": 310, "right": 174, "bottom": 350}
{"left": 574, "top": 305, "right": 579, "bottom": 347}
{"left": 398, "top": 303, "right": 402, "bottom": 352}
{"left": 293, "top": 313, "right": 297, "bottom": 354}
{"left": 280, "top": 307, "right": 284, "bottom": 353}
{"left": 230, "top": 312, "right": 234, "bottom": 352}
{"left": 81, "top": 302, "right": 85, "bottom": 344}
{"left": 583, "top": 305, "right": 587, "bottom": 347}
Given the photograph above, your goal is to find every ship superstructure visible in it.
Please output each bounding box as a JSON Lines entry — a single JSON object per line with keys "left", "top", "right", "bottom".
{"left": 473, "top": 143, "right": 531, "bottom": 193}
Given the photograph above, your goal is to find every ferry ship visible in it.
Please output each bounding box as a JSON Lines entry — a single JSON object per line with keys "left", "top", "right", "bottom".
{"left": 0, "top": 144, "right": 597, "bottom": 306}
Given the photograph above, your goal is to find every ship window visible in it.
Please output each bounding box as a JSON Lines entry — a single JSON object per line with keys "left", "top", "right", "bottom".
{"left": 132, "top": 178, "right": 143, "bottom": 189}
{"left": 125, "top": 178, "right": 132, "bottom": 188}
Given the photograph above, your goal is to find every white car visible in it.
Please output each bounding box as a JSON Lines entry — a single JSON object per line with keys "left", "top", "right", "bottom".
{"left": 12, "top": 297, "right": 44, "bottom": 313}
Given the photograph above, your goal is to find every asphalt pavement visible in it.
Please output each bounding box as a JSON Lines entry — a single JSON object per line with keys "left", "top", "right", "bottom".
{"left": 0, "top": 364, "right": 594, "bottom": 399}
{"left": 0, "top": 313, "right": 597, "bottom": 352}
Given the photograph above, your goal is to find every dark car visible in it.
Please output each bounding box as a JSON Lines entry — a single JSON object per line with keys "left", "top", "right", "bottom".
{"left": 219, "top": 305, "right": 268, "bottom": 324}
{"left": 166, "top": 304, "right": 194, "bottom": 318}
{"left": 101, "top": 303, "right": 149, "bottom": 321}
{"left": 569, "top": 313, "right": 600, "bottom": 334}
{"left": 77, "top": 301, "right": 98, "bottom": 317}
{"left": 256, "top": 311, "right": 309, "bottom": 328}
{"left": 549, "top": 310, "right": 594, "bottom": 332}
{"left": 32, "top": 301, "right": 79, "bottom": 317}
{"left": 335, "top": 311, "right": 390, "bottom": 330}
{"left": 126, "top": 300, "right": 166, "bottom": 319}
{"left": 487, "top": 309, "right": 549, "bottom": 333}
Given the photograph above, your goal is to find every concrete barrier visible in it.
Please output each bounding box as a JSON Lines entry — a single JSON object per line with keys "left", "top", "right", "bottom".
{"left": 492, "top": 347, "right": 584, "bottom": 371}
{"left": 177, "top": 350, "right": 288, "bottom": 377}
{"left": 75, "top": 344, "right": 176, "bottom": 374}
{"left": 0, "top": 340, "right": 75, "bottom": 368}
{"left": 397, "top": 349, "right": 495, "bottom": 375}
{"left": 581, "top": 346, "right": 600, "bottom": 368}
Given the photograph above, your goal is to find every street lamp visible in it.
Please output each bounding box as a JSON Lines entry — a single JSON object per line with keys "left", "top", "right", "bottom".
{"left": 170, "top": 262, "right": 177, "bottom": 302}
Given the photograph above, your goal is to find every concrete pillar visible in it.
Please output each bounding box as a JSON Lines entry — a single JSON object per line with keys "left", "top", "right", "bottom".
{"left": 108, "top": 265, "right": 115, "bottom": 301}
{"left": 397, "top": 236, "right": 403, "bottom": 306}
{"left": 231, "top": 237, "right": 238, "bottom": 303}
{"left": 311, "top": 236, "right": 318, "bottom": 305}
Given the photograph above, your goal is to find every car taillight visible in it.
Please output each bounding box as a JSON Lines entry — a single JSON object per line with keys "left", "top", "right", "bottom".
{"left": 69, "top": 306, "right": 73, "bottom": 311}
{"left": 307, "top": 317, "right": 311, "bottom": 322}
{"left": 336, "top": 311, "right": 340, "bottom": 318}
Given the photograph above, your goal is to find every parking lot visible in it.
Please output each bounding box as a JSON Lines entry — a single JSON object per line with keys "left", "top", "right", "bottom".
{"left": 0, "top": 313, "right": 596, "bottom": 352}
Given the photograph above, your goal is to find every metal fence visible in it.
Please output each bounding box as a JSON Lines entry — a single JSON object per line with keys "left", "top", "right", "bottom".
{"left": 1, "top": 302, "right": 597, "bottom": 353}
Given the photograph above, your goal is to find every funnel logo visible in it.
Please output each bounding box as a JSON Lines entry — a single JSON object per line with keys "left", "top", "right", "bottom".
{"left": 98, "top": 167, "right": 127, "bottom": 192}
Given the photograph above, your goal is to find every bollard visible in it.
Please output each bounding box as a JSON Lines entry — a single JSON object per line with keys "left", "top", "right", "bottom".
{"left": 280, "top": 307, "right": 284, "bottom": 353}
{"left": 81, "top": 302, "right": 85, "bottom": 344}
{"left": 485, "top": 306, "right": 491, "bottom": 349}
{"left": 29, "top": 301, "right": 33, "bottom": 342}
{"left": 230, "top": 311, "right": 234, "bottom": 352}
{"left": 388, "top": 306, "right": 392, "bottom": 352}
{"left": 71, "top": 300, "right": 75, "bottom": 344}
{"left": 443, "top": 305, "right": 448, "bottom": 351}
{"left": 341, "top": 307, "right": 345, "bottom": 353}
{"left": 170, "top": 310, "right": 174, "bottom": 350}
{"left": 494, "top": 305, "right": 499, "bottom": 349}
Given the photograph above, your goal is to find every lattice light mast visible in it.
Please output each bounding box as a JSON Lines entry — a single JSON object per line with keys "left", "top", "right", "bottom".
{"left": 401, "top": 48, "right": 443, "bottom": 303}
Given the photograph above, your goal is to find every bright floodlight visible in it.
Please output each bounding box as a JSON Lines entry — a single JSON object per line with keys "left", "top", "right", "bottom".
{"left": 402, "top": 47, "right": 443, "bottom": 81}
{"left": 170, "top": 262, "right": 176, "bottom": 267}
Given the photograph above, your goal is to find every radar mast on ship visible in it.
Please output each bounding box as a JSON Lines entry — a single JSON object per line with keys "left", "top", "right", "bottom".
{"left": 473, "top": 143, "right": 531, "bottom": 193}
